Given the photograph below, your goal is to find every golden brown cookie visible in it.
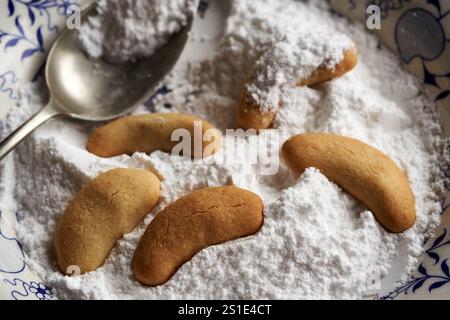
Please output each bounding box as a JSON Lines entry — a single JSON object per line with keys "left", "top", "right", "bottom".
{"left": 133, "top": 186, "right": 264, "bottom": 286}
{"left": 237, "top": 48, "right": 358, "bottom": 131}
{"left": 87, "top": 113, "right": 222, "bottom": 158}
{"left": 297, "top": 48, "right": 358, "bottom": 86}
{"left": 55, "top": 168, "right": 161, "bottom": 275}
{"left": 281, "top": 133, "right": 416, "bottom": 233}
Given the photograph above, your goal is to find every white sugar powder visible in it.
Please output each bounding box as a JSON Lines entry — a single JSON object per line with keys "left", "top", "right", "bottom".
{"left": 247, "top": 32, "right": 354, "bottom": 112}
{"left": 0, "top": 0, "right": 446, "bottom": 299}
{"left": 78, "top": 0, "right": 197, "bottom": 63}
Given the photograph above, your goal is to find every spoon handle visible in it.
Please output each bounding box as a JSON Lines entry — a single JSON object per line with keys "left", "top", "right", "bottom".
{"left": 0, "top": 101, "right": 62, "bottom": 161}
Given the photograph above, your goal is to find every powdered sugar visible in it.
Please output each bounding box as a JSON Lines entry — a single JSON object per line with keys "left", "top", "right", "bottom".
{"left": 0, "top": 0, "right": 446, "bottom": 299}
{"left": 247, "top": 32, "right": 354, "bottom": 112}
{"left": 79, "top": 0, "right": 196, "bottom": 63}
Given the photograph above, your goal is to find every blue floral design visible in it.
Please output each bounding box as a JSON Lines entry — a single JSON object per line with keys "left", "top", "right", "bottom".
{"left": 394, "top": 5, "right": 450, "bottom": 102}
{"left": 344, "top": 1, "right": 450, "bottom": 105}
{"left": 425, "top": 229, "right": 450, "bottom": 264}
{"left": 0, "top": 218, "right": 52, "bottom": 301}
{"left": 381, "top": 228, "right": 450, "bottom": 299}
{"left": 3, "top": 278, "right": 52, "bottom": 300}
{"left": 0, "top": 0, "right": 79, "bottom": 61}
{"left": 368, "top": 1, "right": 450, "bottom": 103}
{"left": 0, "top": 70, "right": 18, "bottom": 99}
{"left": 0, "top": 17, "right": 44, "bottom": 61}
{"left": 0, "top": 0, "right": 79, "bottom": 103}
{"left": 8, "top": 0, "right": 79, "bottom": 32}
{"left": 0, "top": 226, "right": 26, "bottom": 275}
{"left": 380, "top": 261, "right": 450, "bottom": 299}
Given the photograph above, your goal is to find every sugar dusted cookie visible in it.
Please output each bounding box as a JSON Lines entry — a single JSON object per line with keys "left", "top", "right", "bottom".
{"left": 237, "top": 33, "right": 358, "bottom": 131}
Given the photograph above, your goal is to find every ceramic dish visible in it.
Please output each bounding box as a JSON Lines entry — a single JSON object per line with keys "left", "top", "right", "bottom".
{"left": 0, "top": 0, "right": 449, "bottom": 300}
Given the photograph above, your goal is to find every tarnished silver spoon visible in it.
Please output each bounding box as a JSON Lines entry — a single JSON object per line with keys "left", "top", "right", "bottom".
{"left": 0, "top": 4, "right": 193, "bottom": 160}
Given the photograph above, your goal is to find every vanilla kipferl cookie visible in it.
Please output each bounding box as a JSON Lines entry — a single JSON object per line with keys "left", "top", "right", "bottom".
{"left": 133, "top": 186, "right": 264, "bottom": 286}
{"left": 237, "top": 34, "right": 358, "bottom": 131}
{"left": 281, "top": 133, "right": 416, "bottom": 233}
{"left": 55, "top": 168, "right": 160, "bottom": 274}
{"left": 87, "top": 113, "right": 222, "bottom": 158}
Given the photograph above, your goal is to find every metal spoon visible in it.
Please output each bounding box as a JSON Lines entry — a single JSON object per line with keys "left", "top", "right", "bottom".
{"left": 0, "top": 4, "right": 193, "bottom": 161}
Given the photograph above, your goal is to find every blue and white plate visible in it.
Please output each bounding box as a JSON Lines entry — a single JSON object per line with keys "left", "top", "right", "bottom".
{"left": 0, "top": 0, "right": 449, "bottom": 300}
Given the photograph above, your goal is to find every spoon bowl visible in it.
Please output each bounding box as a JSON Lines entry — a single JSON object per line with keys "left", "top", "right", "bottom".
{"left": 0, "top": 3, "right": 193, "bottom": 159}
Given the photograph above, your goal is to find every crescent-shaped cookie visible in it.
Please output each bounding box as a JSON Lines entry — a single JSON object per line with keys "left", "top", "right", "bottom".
{"left": 133, "top": 186, "right": 264, "bottom": 286}
{"left": 237, "top": 39, "right": 358, "bottom": 131}
{"left": 87, "top": 113, "right": 222, "bottom": 158}
{"left": 55, "top": 168, "right": 161, "bottom": 274}
{"left": 281, "top": 133, "right": 416, "bottom": 233}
